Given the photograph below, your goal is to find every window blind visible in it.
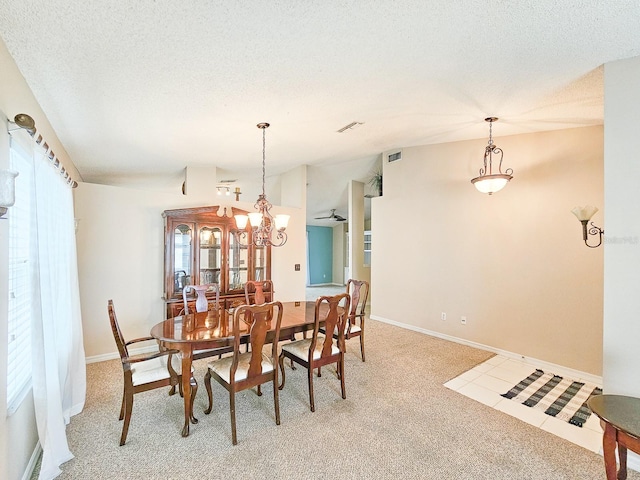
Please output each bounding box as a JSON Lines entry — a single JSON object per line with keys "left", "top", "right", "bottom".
{"left": 7, "top": 138, "right": 34, "bottom": 415}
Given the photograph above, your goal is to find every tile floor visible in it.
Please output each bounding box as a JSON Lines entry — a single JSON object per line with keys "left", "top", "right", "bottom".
{"left": 444, "top": 354, "right": 604, "bottom": 453}
{"left": 305, "top": 284, "right": 346, "bottom": 301}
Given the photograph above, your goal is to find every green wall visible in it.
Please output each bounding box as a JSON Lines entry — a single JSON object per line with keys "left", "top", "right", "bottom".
{"left": 306, "top": 226, "right": 333, "bottom": 285}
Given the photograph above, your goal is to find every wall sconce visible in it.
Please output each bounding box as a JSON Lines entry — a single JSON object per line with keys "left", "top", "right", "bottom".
{"left": 233, "top": 187, "right": 242, "bottom": 201}
{"left": 216, "top": 186, "right": 230, "bottom": 196}
{"left": 571, "top": 205, "right": 603, "bottom": 248}
{"left": 0, "top": 169, "right": 19, "bottom": 218}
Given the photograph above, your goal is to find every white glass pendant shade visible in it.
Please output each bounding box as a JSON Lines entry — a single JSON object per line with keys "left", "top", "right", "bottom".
{"left": 235, "top": 214, "right": 248, "bottom": 230}
{"left": 471, "top": 174, "right": 511, "bottom": 195}
{"left": 248, "top": 212, "right": 263, "bottom": 227}
{"left": 274, "top": 214, "right": 290, "bottom": 231}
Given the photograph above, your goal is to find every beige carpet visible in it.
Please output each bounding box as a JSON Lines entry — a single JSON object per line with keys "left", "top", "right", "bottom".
{"left": 34, "top": 319, "right": 633, "bottom": 480}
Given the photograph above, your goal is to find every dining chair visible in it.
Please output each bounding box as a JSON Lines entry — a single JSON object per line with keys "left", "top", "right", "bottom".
{"left": 245, "top": 280, "right": 298, "bottom": 366}
{"left": 183, "top": 283, "right": 220, "bottom": 314}
{"left": 343, "top": 279, "right": 369, "bottom": 361}
{"left": 181, "top": 284, "right": 233, "bottom": 366}
{"left": 244, "top": 280, "right": 274, "bottom": 305}
{"left": 278, "top": 292, "right": 350, "bottom": 412}
{"left": 203, "top": 301, "right": 283, "bottom": 445}
{"left": 108, "top": 299, "right": 196, "bottom": 446}
{"left": 319, "top": 279, "right": 369, "bottom": 362}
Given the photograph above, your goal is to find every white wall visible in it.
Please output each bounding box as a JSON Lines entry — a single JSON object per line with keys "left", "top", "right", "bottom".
{"left": 372, "top": 126, "right": 604, "bottom": 375}
{"left": 603, "top": 56, "right": 640, "bottom": 394}
{"left": 348, "top": 180, "right": 370, "bottom": 289}
{"left": 74, "top": 171, "right": 306, "bottom": 360}
{"left": 332, "top": 223, "right": 346, "bottom": 285}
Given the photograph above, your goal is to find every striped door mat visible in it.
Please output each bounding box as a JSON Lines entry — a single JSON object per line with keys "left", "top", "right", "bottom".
{"left": 501, "top": 369, "right": 602, "bottom": 427}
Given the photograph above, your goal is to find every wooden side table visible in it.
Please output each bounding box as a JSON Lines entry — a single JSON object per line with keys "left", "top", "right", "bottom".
{"left": 588, "top": 394, "right": 640, "bottom": 480}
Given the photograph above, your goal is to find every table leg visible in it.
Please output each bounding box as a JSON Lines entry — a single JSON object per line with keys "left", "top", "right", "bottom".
{"left": 603, "top": 423, "right": 619, "bottom": 480}
{"left": 618, "top": 443, "right": 628, "bottom": 480}
{"left": 181, "top": 351, "right": 194, "bottom": 437}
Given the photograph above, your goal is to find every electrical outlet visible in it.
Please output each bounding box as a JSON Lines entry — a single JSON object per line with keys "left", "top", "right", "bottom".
{"left": 441, "top": 312, "right": 446, "bottom": 321}
{"left": 461, "top": 316, "right": 467, "bottom": 325}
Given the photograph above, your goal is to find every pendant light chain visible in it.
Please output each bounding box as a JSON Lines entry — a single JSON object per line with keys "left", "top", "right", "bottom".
{"left": 488, "top": 118, "right": 494, "bottom": 147}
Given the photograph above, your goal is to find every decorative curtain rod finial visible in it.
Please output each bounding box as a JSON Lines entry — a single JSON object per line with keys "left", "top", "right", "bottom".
{"left": 7, "top": 113, "right": 36, "bottom": 136}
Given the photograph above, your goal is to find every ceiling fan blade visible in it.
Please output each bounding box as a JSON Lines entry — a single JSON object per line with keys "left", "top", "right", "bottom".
{"left": 315, "top": 209, "right": 346, "bottom": 220}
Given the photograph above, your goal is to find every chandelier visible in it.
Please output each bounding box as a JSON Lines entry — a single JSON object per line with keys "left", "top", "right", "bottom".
{"left": 470, "top": 117, "right": 513, "bottom": 195}
{"left": 234, "top": 123, "right": 289, "bottom": 247}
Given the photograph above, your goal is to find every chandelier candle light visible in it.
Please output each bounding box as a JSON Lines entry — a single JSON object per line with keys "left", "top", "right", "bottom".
{"left": 234, "top": 123, "right": 289, "bottom": 247}
{"left": 471, "top": 117, "right": 513, "bottom": 195}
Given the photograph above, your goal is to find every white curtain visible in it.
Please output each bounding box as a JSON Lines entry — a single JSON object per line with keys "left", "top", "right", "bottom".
{"left": 30, "top": 144, "right": 86, "bottom": 480}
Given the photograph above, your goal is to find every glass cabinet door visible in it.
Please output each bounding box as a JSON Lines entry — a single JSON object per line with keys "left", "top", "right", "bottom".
{"left": 253, "top": 245, "right": 266, "bottom": 281}
{"left": 199, "top": 226, "right": 222, "bottom": 285}
{"left": 228, "top": 230, "right": 248, "bottom": 290}
{"left": 173, "top": 224, "right": 193, "bottom": 293}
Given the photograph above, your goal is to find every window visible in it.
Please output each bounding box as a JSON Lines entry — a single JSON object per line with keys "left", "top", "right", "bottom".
{"left": 364, "top": 230, "right": 371, "bottom": 266}
{"left": 6, "top": 139, "right": 34, "bottom": 414}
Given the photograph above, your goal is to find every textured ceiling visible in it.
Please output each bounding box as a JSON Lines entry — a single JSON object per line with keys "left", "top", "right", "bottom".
{"left": 1, "top": 1, "right": 640, "bottom": 225}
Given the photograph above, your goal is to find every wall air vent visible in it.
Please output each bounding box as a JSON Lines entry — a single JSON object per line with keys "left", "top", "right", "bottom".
{"left": 387, "top": 150, "right": 402, "bottom": 163}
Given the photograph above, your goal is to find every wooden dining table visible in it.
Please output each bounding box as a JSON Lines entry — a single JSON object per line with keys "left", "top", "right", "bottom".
{"left": 150, "top": 300, "right": 330, "bottom": 437}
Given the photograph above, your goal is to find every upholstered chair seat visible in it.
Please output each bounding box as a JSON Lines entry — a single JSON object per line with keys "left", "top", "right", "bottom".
{"left": 130, "top": 354, "right": 187, "bottom": 387}
{"left": 207, "top": 352, "right": 274, "bottom": 384}
{"left": 280, "top": 337, "right": 339, "bottom": 361}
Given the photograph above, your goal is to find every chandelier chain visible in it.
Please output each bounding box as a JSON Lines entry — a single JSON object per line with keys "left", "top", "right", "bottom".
{"left": 261, "top": 126, "right": 266, "bottom": 196}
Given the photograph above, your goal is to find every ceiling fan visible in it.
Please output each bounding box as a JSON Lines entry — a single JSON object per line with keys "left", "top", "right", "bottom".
{"left": 315, "top": 209, "right": 346, "bottom": 221}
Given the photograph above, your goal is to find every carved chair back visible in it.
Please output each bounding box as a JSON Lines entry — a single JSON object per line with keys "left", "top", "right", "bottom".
{"left": 183, "top": 283, "right": 220, "bottom": 314}
{"left": 312, "top": 293, "right": 350, "bottom": 360}
{"left": 244, "top": 280, "right": 274, "bottom": 305}
{"left": 231, "top": 301, "right": 283, "bottom": 385}
{"left": 346, "top": 279, "right": 369, "bottom": 329}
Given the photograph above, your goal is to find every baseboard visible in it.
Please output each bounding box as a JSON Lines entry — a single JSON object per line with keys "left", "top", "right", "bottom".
{"left": 22, "top": 441, "right": 42, "bottom": 480}
{"left": 85, "top": 344, "right": 158, "bottom": 364}
{"left": 369, "top": 314, "right": 602, "bottom": 385}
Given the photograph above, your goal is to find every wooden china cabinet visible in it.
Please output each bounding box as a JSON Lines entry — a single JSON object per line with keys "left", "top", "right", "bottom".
{"left": 162, "top": 205, "right": 271, "bottom": 318}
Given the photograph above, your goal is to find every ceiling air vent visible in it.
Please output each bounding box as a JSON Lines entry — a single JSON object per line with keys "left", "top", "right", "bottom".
{"left": 387, "top": 150, "right": 402, "bottom": 163}
{"left": 337, "top": 121, "right": 363, "bottom": 133}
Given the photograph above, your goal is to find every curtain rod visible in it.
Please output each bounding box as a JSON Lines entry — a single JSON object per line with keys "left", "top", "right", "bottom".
{"left": 8, "top": 113, "right": 78, "bottom": 188}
